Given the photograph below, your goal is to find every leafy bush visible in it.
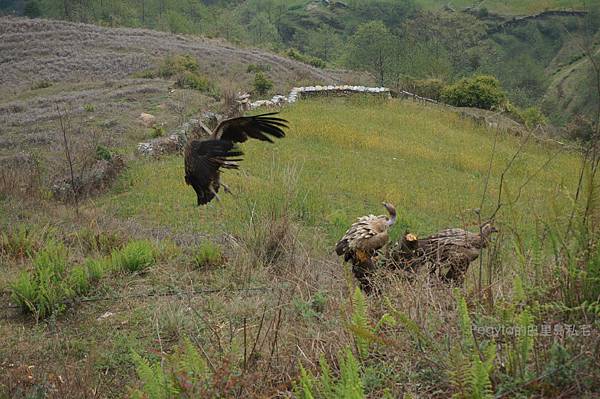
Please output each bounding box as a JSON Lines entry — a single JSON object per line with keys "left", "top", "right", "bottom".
{"left": 406, "top": 78, "right": 446, "bottom": 101}
{"left": 285, "top": 48, "right": 327, "bottom": 68}
{"left": 441, "top": 75, "right": 506, "bottom": 110}
{"left": 83, "top": 103, "right": 95, "bottom": 112}
{"left": 519, "top": 107, "right": 547, "bottom": 129}
{"left": 111, "top": 240, "right": 155, "bottom": 272}
{"left": 95, "top": 145, "right": 113, "bottom": 161}
{"left": 194, "top": 241, "right": 223, "bottom": 268}
{"left": 253, "top": 72, "right": 273, "bottom": 96}
{"left": 246, "top": 63, "right": 271, "bottom": 73}
{"left": 31, "top": 79, "right": 52, "bottom": 90}
{"left": 150, "top": 124, "right": 166, "bottom": 138}
{"left": 157, "top": 54, "right": 199, "bottom": 78}
{"left": 174, "top": 71, "right": 213, "bottom": 92}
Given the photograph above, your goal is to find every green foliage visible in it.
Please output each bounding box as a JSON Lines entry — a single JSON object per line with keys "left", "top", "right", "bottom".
{"left": 30, "top": 79, "right": 52, "bottom": 90}
{"left": 83, "top": 103, "right": 95, "bottom": 112}
{"left": 404, "top": 78, "right": 446, "bottom": 100}
{"left": 450, "top": 289, "right": 495, "bottom": 399}
{"left": 253, "top": 72, "right": 273, "bottom": 96}
{"left": 131, "top": 351, "right": 176, "bottom": 399}
{"left": 174, "top": 71, "right": 213, "bottom": 92}
{"left": 23, "top": 0, "right": 41, "bottom": 18}
{"left": 9, "top": 239, "right": 114, "bottom": 319}
{"left": 294, "top": 349, "right": 365, "bottom": 399}
{"left": 157, "top": 54, "right": 199, "bottom": 78}
{"left": 246, "top": 63, "right": 271, "bottom": 73}
{"left": 95, "top": 145, "right": 113, "bottom": 161}
{"left": 193, "top": 241, "right": 223, "bottom": 268}
{"left": 150, "top": 124, "right": 165, "bottom": 138}
{"left": 111, "top": 240, "right": 155, "bottom": 272}
{"left": 293, "top": 291, "right": 327, "bottom": 320}
{"left": 346, "top": 21, "right": 394, "bottom": 86}
{"left": 285, "top": 48, "right": 327, "bottom": 68}
{"left": 350, "top": 287, "right": 370, "bottom": 359}
{"left": 442, "top": 75, "right": 506, "bottom": 110}
{"left": 1, "top": 224, "right": 37, "bottom": 258}
{"left": 10, "top": 241, "right": 71, "bottom": 318}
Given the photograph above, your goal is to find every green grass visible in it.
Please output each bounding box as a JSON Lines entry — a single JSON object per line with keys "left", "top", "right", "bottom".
{"left": 101, "top": 97, "right": 579, "bottom": 247}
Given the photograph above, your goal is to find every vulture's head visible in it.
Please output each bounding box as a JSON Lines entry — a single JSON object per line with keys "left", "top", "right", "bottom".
{"left": 382, "top": 202, "right": 397, "bottom": 226}
{"left": 480, "top": 222, "right": 498, "bottom": 238}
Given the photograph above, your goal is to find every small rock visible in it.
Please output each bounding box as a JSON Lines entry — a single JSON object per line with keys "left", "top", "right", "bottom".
{"left": 139, "top": 113, "right": 156, "bottom": 127}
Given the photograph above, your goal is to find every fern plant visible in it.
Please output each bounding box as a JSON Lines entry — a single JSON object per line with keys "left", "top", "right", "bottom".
{"left": 450, "top": 289, "right": 496, "bottom": 399}
{"left": 10, "top": 241, "right": 72, "bottom": 318}
{"left": 111, "top": 240, "right": 155, "bottom": 272}
{"left": 294, "top": 348, "right": 365, "bottom": 399}
{"left": 348, "top": 287, "right": 395, "bottom": 360}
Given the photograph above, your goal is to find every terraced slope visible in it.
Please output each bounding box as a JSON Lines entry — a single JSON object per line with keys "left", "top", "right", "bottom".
{"left": 0, "top": 17, "right": 337, "bottom": 92}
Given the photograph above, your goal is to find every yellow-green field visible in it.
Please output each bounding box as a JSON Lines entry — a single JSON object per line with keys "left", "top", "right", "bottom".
{"left": 103, "top": 97, "right": 579, "bottom": 244}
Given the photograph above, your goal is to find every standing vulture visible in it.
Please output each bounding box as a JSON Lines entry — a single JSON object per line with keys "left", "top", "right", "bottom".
{"left": 335, "top": 203, "right": 397, "bottom": 291}
{"left": 184, "top": 112, "right": 288, "bottom": 205}
{"left": 406, "top": 222, "right": 498, "bottom": 283}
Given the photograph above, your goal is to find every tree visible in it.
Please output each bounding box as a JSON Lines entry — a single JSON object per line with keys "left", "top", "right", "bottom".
{"left": 248, "top": 12, "right": 279, "bottom": 46}
{"left": 346, "top": 21, "right": 394, "bottom": 86}
{"left": 24, "top": 0, "right": 41, "bottom": 17}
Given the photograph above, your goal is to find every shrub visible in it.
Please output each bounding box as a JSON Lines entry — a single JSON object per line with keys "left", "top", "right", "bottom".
{"left": 174, "top": 71, "right": 213, "bottom": 92}
{"left": 150, "top": 124, "right": 166, "bottom": 138}
{"left": 31, "top": 79, "right": 52, "bottom": 90}
{"left": 83, "top": 103, "right": 95, "bottom": 112}
{"left": 158, "top": 54, "right": 199, "bottom": 78}
{"left": 194, "top": 241, "right": 223, "bottom": 268}
{"left": 441, "top": 75, "right": 506, "bottom": 110}
{"left": 407, "top": 78, "right": 445, "bottom": 101}
{"left": 246, "top": 63, "right": 271, "bottom": 73}
{"left": 285, "top": 48, "right": 327, "bottom": 68}
{"left": 253, "top": 72, "right": 273, "bottom": 96}
{"left": 111, "top": 240, "right": 155, "bottom": 272}
{"left": 519, "top": 107, "right": 547, "bottom": 129}
{"left": 95, "top": 145, "right": 113, "bottom": 161}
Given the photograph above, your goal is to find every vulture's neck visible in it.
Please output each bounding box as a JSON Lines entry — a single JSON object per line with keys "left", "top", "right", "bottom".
{"left": 386, "top": 212, "right": 397, "bottom": 226}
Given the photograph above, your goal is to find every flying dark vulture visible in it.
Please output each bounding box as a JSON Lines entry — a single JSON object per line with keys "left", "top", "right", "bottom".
{"left": 335, "top": 203, "right": 397, "bottom": 291}
{"left": 184, "top": 112, "right": 288, "bottom": 205}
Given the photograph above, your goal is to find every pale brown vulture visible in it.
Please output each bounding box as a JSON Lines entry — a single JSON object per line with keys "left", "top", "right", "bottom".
{"left": 184, "top": 112, "right": 288, "bottom": 205}
{"left": 390, "top": 222, "right": 498, "bottom": 283}
{"left": 335, "top": 203, "right": 397, "bottom": 291}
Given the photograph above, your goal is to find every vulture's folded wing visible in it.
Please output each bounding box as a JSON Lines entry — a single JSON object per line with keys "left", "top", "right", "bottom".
{"left": 184, "top": 140, "right": 243, "bottom": 205}
{"left": 213, "top": 112, "right": 288, "bottom": 143}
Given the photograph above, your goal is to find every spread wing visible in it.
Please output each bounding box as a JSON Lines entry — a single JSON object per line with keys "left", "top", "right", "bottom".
{"left": 212, "top": 112, "right": 288, "bottom": 143}
{"left": 184, "top": 139, "right": 243, "bottom": 205}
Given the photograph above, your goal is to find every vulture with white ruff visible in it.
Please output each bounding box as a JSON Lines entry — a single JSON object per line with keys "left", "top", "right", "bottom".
{"left": 184, "top": 112, "right": 288, "bottom": 205}
{"left": 335, "top": 203, "right": 397, "bottom": 291}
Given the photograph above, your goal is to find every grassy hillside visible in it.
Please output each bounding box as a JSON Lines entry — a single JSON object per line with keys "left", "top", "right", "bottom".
{"left": 3, "top": 96, "right": 597, "bottom": 398}
{"left": 105, "top": 98, "right": 578, "bottom": 242}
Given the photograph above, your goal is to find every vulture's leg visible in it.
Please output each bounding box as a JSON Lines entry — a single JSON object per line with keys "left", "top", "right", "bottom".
{"left": 221, "top": 182, "right": 233, "bottom": 195}
{"left": 209, "top": 186, "right": 221, "bottom": 203}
